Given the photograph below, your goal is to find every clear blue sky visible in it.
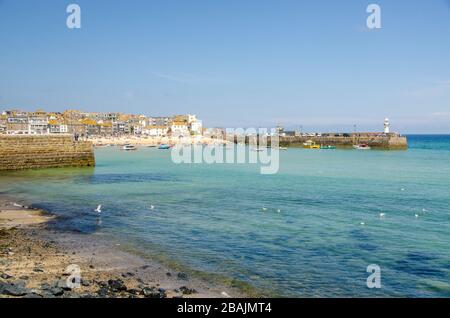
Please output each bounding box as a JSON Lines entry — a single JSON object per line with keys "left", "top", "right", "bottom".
{"left": 1, "top": 0, "right": 449, "bottom": 133}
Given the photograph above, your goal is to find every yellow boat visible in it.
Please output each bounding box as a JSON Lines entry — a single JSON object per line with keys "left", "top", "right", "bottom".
{"left": 303, "top": 140, "right": 320, "bottom": 149}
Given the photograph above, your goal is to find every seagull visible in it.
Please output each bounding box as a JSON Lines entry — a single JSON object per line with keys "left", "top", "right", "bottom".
{"left": 360, "top": 222, "right": 365, "bottom": 226}
{"left": 415, "top": 214, "right": 419, "bottom": 218}
{"left": 379, "top": 213, "right": 386, "bottom": 219}
{"left": 277, "top": 209, "right": 281, "bottom": 213}
{"left": 401, "top": 188, "right": 405, "bottom": 191}
{"left": 422, "top": 208, "right": 428, "bottom": 212}
{"left": 261, "top": 207, "right": 267, "bottom": 211}
{"left": 95, "top": 205, "right": 102, "bottom": 213}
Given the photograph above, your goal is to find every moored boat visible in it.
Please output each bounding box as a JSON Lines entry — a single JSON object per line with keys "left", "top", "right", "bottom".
{"left": 320, "top": 145, "right": 336, "bottom": 150}
{"left": 303, "top": 140, "right": 320, "bottom": 149}
{"left": 158, "top": 144, "right": 171, "bottom": 150}
{"left": 353, "top": 143, "right": 371, "bottom": 150}
{"left": 122, "top": 144, "right": 137, "bottom": 151}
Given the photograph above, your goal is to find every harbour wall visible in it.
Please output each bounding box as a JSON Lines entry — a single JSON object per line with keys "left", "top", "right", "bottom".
{"left": 232, "top": 133, "right": 408, "bottom": 150}
{"left": 277, "top": 134, "right": 408, "bottom": 150}
{"left": 0, "top": 135, "right": 95, "bottom": 171}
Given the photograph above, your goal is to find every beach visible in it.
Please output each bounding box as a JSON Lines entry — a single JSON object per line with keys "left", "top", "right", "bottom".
{"left": 0, "top": 197, "right": 244, "bottom": 298}
{"left": 89, "top": 135, "right": 229, "bottom": 147}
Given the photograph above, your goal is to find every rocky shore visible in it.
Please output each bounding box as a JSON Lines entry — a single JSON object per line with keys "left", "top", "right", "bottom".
{"left": 0, "top": 200, "right": 242, "bottom": 298}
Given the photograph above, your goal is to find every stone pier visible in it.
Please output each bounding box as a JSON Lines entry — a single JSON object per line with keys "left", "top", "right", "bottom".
{"left": 0, "top": 135, "right": 95, "bottom": 171}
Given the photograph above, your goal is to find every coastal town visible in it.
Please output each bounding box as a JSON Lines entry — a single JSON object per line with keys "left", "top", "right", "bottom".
{"left": 0, "top": 109, "right": 204, "bottom": 138}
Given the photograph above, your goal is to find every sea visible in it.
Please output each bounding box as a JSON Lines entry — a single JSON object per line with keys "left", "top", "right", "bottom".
{"left": 1, "top": 135, "right": 449, "bottom": 297}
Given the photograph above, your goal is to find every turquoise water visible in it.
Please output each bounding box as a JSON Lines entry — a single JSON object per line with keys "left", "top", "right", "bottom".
{"left": 1, "top": 135, "right": 450, "bottom": 297}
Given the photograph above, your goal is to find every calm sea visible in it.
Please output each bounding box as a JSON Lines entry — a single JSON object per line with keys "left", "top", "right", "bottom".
{"left": 1, "top": 135, "right": 449, "bottom": 297}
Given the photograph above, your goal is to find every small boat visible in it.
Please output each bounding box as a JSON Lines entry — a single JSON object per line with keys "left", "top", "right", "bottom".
{"left": 353, "top": 144, "right": 371, "bottom": 150}
{"left": 251, "top": 147, "right": 264, "bottom": 152}
{"left": 279, "top": 147, "right": 288, "bottom": 150}
{"left": 303, "top": 140, "right": 320, "bottom": 149}
{"left": 122, "top": 144, "right": 137, "bottom": 151}
{"left": 320, "top": 145, "right": 336, "bottom": 150}
{"left": 147, "top": 145, "right": 157, "bottom": 148}
{"left": 158, "top": 144, "right": 171, "bottom": 150}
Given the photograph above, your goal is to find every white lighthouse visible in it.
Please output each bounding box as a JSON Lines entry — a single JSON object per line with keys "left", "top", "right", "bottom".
{"left": 384, "top": 118, "right": 390, "bottom": 134}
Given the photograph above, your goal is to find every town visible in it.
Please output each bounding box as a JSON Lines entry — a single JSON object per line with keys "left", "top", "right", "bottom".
{"left": 0, "top": 109, "right": 204, "bottom": 138}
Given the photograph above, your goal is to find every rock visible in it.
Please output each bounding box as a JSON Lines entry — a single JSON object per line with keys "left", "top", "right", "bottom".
{"left": 0, "top": 281, "right": 29, "bottom": 296}
{"left": 40, "top": 283, "right": 52, "bottom": 291}
{"left": 108, "top": 279, "right": 127, "bottom": 292}
{"left": 97, "top": 286, "right": 109, "bottom": 297}
{"left": 177, "top": 272, "right": 189, "bottom": 281}
{"left": 179, "top": 286, "right": 197, "bottom": 295}
{"left": 19, "top": 275, "right": 29, "bottom": 280}
{"left": 50, "top": 287, "right": 64, "bottom": 296}
{"left": 0, "top": 273, "right": 13, "bottom": 280}
{"left": 166, "top": 272, "right": 172, "bottom": 277}
{"left": 141, "top": 287, "right": 167, "bottom": 298}
{"left": 24, "top": 293, "right": 43, "bottom": 298}
{"left": 127, "top": 288, "right": 140, "bottom": 295}
{"left": 56, "top": 279, "right": 72, "bottom": 291}
{"left": 33, "top": 267, "right": 44, "bottom": 273}
{"left": 81, "top": 279, "right": 91, "bottom": 287}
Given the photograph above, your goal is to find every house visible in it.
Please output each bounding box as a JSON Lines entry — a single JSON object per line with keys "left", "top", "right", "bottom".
{"left": 143, "top": 125, "right": 169, "bottom": 137}
{"left": 48, "top": 120, "right": 68, "bottom": 134}
{"left": 28, "top": 116, "right": 49, "bottom": 134}
{"left": 190, "top": 120, "right": 203, "bottom": 135}
{"left": 170, "top": 121, "right": 190, "bottom": 137}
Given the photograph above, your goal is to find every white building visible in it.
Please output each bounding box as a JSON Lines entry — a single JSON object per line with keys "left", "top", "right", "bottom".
{"left": 143, "top": 125, "right": 168, "bottom": 137}
{"left": 171, "top": 121, "right": 190, "bottom": 137}
{"left": 190, "top": 120, "right": 203, "bottom": 135}
{"left": 28, "top": 117, "right": 49, "bottom": 134}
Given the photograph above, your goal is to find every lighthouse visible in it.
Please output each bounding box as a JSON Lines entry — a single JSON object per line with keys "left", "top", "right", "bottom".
{"left": 384, "top": 118, "right": 390, "bottom": 134}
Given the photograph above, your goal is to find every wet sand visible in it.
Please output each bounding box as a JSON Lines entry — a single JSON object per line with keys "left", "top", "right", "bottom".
{"left": 0, "top": 198, "right": 244, "bottom": 298}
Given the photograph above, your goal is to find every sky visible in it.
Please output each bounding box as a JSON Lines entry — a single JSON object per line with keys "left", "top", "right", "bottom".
{"left": 0, "top": 0, "right": 450, "bottom": 133}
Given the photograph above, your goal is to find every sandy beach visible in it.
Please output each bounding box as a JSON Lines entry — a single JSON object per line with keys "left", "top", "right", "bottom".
{"left": 89, "top": 135, "right": 229, "bottom": 147}
{"left": 0, "top": 197, "right": 245, "bottom": 298}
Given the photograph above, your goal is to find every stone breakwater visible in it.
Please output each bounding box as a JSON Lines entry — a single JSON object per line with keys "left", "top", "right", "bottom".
{"left": 276, "top": 134, "right": 408, "bottom": 150}
{"left": 0, "top": 135, "right": 95, "bottom": 171}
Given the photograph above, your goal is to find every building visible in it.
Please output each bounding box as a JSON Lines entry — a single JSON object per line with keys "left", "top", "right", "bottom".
{"left": 28, "top": 116, "right": 49, "bottom": 134}
{"left": 49, "top": 120, "right": 69, "bottom": 134}
{"left": 190, "top": 120, "right": 203, "bottom": 135}
{"left": 143, "top": 125, "right": 169, "bottom": 137}
{"left": 170, "top": 121, "right": 190, "bottom": 137}
{"left": 148, "top": 117, "right": 171, "bottom": 127}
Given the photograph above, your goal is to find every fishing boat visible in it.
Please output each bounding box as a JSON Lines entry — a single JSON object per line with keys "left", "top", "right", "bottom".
{"left": 158, "top": 144, "right": 171, "bottom": 150}
{"left": 303, "top": 140, "right": 320, "bottom": 149}
{"left": 353, "top": 143, "right": 371, "bottom": 150}
{"left": 320, "top": 145, "right": 336, "bottom": 150}
{"left": 122, "top": 144, "right": 137, "bottom": 151}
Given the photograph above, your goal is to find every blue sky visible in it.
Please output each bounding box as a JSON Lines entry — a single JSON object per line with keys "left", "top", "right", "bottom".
{"left": 1, "top": 0, "right": 449, "bottom": 133}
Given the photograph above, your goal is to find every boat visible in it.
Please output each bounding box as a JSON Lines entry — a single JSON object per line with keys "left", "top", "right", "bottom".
{"left": 303, "top": 140, "right": 320, "bottom": 149}
{"left": 122, "top": 144, "right": 137, "bottom": 151}
{"left": 279, "top": 147, "right": 288, "bottom": 150}
{"left": 353, "top": 143, "right": 371, "bottom": 150}
{"left": 147, "top": 145, "right": 157, "bottom": 148}
{"left": 158, "top": 144, "right": 171, "bottom": 150}
{"left": 320, "top": 145, "right": 336, "bottom": 150}
{"left": 251, "top": 147, "right": 264, "bottom": 152}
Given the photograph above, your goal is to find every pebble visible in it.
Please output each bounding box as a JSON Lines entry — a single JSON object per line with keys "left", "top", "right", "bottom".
{"left": 177, "top": 272, "right": 189, "bottom": 281}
